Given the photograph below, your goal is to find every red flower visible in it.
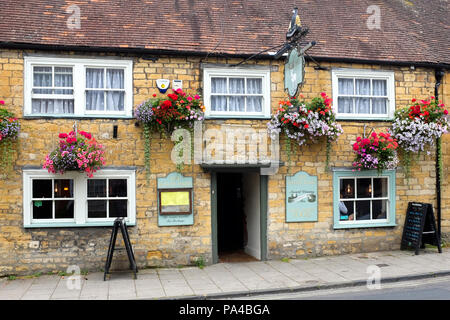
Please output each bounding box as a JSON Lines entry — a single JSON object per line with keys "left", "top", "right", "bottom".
{"left": 168, "top": 93, "right": 178, "bottom": 100}
{"left": 152, "top": 94, "right": 157, "bottom": 97}
{"left": 304, "top": 124, "right": 309, "bottom": 129}
{"left": 353, "top": 143, "right": 359, "bottom": 151}
{"left": 0, "top": 100, "right": 4, "bottom": 105}
{"left": 320, "top": 92, "right": 327, "bottom": 98}
{"left": 371, "top": 132, "right": 377, "bottom": 138}
{"left": 362, "top": 138, "right": 370, "bottom": 145}
{"left": 59, "top": 133, "right": 68, "bottom": 139}
{"left": 444, "top": 110, "right": 449, "bottom": 115}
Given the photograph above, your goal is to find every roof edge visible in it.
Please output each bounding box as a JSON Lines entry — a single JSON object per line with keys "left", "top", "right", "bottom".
{"left": 1, "top": 41, "right": 449, "bottom": 69}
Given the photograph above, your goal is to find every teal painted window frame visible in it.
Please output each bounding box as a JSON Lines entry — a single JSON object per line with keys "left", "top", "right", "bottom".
{"left": 332, "top": 169, "right": 397, "bottom": 229}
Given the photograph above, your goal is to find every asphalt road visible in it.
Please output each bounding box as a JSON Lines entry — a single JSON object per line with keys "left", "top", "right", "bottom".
{"left": 231, "top": 275, "right": 450, "bottom": 300}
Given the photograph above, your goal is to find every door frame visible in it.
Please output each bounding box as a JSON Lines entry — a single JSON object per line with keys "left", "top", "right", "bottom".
{"left": 211, "top": 170, "right": 268, "bottom": 263}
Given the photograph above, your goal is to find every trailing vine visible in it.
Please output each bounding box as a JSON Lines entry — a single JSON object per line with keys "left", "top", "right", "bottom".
{"left": 437, "top": 137, "right": 443, "bottom": 187}
{"left": 0, "top": 138, "right": 14, "bottom": 173}
{"left": 325, "top": 139, "right": 332, "bottom": 172}
{"left": 285, "top": 136, "right": 292, "bottom": 174}
{"left": 0, "top": 102, "right": 20, "bottom": 174}
{"left": 143, "top": 124, "right": 151, "bottom": 178}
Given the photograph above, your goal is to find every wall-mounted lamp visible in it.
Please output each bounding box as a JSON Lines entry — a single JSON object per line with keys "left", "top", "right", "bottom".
{"left": 345, "top": 183, "right": 353, "bottom": 196}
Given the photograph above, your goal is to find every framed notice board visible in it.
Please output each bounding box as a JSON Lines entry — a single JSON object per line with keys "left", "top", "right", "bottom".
{"left": 157, "top": 172, "right": 193, "bottom": 226}
{"left": 285, "top": 171, "right": 318, "bottom": 222}
{"left": 400, "top": 202, "right": 441, "bottom": 255}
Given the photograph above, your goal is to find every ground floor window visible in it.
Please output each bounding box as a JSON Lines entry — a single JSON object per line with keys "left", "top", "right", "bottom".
{"left": 23, "top": 169, "right": 135, "bottom": 227}
{"left": 333, "top": 170, "right": 396, "bottom": 229}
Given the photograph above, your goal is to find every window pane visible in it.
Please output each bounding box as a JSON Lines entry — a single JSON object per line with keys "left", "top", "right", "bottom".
{"left": 372, "top": 200, "right": 388, "bottom": 219}
{"left": 88, "top": 200, "right": 107, "bottom": 218}
{"left": 357, "top": 178, "right": 371, "bottom": 198}
{"left": 211, "top": 78, "right": 227, "bottom": 94}
{"left": 33, "top": 67, "right": 52, "bottom": 87}
{"left": 106, "top": 91, "right": 124, "bottom": 111}
{"left": 32, "top": 99, "right": 74, "bottom": 114}
{"left": 86, "top": 91, "right": 105, "bottom": 111}
{"left": 247, "top": 97, "right": 262, "bottom": 112}
{"left": 340, "top": 179, "right": 355, "bottom": 199}
{"left": 106, "top": 69, "right": 124, "bottom": 89}
{"left": 86, "top": 68, "right": 104, "bottom": 88}
{"left": 54, "top": 179, "right": 73, "bottom": 198}
{"left": 33, "top": 180, "right": 52, "bottom": 198}
{"left": 55, "top": 200, "right": 74, "bottom": 219}
{"left": 356, "top": 200, "right": 371, "bottom": 220}
{"left": 211, "top": 96, "right": 227, "bottom": 111}
{"left": 247, "top": 78, "right": 262, "bottom": 94}
{"left": 372, "top": 80, "right": 387, "bottom": 96}
{"left": 229, "top": 78, "right": 245, "bottom": 94}
{"left": 373, "top": 178, "right": 388, "bottom": 198}
{"left": 109, "top": 200, "right": 127, "bottom": 217}
{"left": 229, "top": 96, "right": 245, "bottom": 112}
{"left": 109, "top": 179, "right": 127, "bottom": 197}
{"left": 356, "top": 98, "right": 370, "bottom": 113}
{"left": 338, "top": 97, "right": 353, "bottom": 113}
{"left": 54, "top": 67, "right": 73, "bottom": 88}
{"left": 339, "top": 200, "right": 354, "bottom": 221}
{"left": 372, "top": 98, "right": 387, "bottom": 114}
{"left": 355, "top": 79, "right": 370, "bottom": 95}
{"left": 33, "top": 200, "right": 52, "bottom": 219}
{"left": 88, "top": 180, "right": 107, "bottom": 198}
{"left": 338, "top": 78, "right": 353, "bottom": 94}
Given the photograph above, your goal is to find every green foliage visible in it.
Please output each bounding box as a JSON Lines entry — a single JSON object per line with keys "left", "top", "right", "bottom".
{"left": 143, "top": 124, "right": 151, "bottom": 178}
{"left": 194, "top": 256, "right": 206, "bottom": 269}
{"left": 281, "top": 257, "right": 290, "bottom": 263}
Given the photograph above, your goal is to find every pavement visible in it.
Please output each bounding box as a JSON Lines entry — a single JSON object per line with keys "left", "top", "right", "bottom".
{"left": 0, "top": 247, "right": 449, "bottom": 300}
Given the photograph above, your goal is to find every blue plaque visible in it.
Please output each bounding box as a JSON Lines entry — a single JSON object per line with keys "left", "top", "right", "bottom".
{"left": 286, "top": 171, "right": 318, "bottom": 222}
{"left": 157, "top": 172, "right": 194, "bottom": 226}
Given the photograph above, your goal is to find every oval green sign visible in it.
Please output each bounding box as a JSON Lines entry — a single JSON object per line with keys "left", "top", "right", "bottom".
{"left": 284, "top": 48, "right": 305, "bottom": 97}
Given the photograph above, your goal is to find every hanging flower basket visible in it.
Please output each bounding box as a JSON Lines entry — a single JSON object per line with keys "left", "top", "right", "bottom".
{"left": 352, "top": 131, "right": 399, "bottom": 173}
{"left": 267, "top": 92, "right": 343, "bottom": 170}
{"left": 0, "top": 100, "right": 20, "bottom": 172}
{"left": 390, "top": 97, "right": 449, "bottom": 178}
{"left": 43, "top": 130, "right": 105, "bottom": 177}
{"left": 135, "top": 89, "right": 205, "bottom": 173}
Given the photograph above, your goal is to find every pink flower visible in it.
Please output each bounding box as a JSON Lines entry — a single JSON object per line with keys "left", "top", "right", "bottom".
{"left": 194, "top": 95, "right": 200, "bottom": 100}
{"left": 0, "top": 100, "right": 4, "bottom": 105}
{"left": 187, "top": 96, "right": 193, "bottom": 101}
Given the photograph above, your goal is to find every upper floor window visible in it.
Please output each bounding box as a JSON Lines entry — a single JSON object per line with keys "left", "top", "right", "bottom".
{"left": 203, "top": 67, "right": 271, "bottom": 118}
{"left": 332, "top": 69, "right": 395, "bottom": 120}
{"left": 24, "top": 56, "right": 133, "bottom": 117}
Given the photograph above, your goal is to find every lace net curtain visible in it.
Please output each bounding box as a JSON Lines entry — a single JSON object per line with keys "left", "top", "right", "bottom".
{"left": 338, "top": 78, "right": 387, "bottom": 114}
{"left": 32, "top": 67, "right": 124, "bottom": 114}
{"left": 32, "top": 66, "right": 74, "bottom": 114}
{"left": 211, "top": 77, "right": 263, "bottom": 112}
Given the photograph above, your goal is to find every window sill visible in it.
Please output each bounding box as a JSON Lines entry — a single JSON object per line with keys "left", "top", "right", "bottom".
{"left": 336, "top": 116, "right": 393, "bottom": 122}
{"left": 24, "top": 221, "right": 135, "bottom": 228}
{"left": 205, "top": 115, "right": 271, "bottom": 120}
{"left": 333, "top": 222, "right": 397, "bottom": 230}
{"left": 23, "top": 114, "right": 134, "bottom": 120}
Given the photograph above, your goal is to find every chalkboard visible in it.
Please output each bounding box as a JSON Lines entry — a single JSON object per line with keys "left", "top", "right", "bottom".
{"left": 400, "top": 202, "right": 441, "bottom": 255}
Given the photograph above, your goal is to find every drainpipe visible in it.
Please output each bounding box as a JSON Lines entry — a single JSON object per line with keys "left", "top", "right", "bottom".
{"left": 434, "top": 68, "right": 445, "bottom": 241}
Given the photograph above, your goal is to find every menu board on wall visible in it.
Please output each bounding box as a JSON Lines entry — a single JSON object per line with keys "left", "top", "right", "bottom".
{"left": 285, "top": 171, "right": 318, "bottom": 222}
{"left": 157, "top": 173, "right": 194, "bottom": 226}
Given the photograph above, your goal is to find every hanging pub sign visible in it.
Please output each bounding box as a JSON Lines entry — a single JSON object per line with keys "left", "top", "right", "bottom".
{"left": 284, "top": 47, "right": 305, "bottom": 97}
{"left": 157, "top": 172, "right": 194, "bottom": 226}
{"left": 285, "top": 171, "right": 318, "bottom": 222}
{"left": 400, "top": 202, "right": 442, "bottom": 255}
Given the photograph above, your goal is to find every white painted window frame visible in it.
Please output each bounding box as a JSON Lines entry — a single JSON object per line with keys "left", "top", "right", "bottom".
{"left": 24, "top": 56, "right": 133, "bottom": 117}
{"left": 331, "top": 68, "right": 395, "bottom": 120}
{"left": 203, "top": 67, "right": 271, "bottom": 118}
{"left": 337, "top": 175, "right": 390, "bottom": 225}
{"left": 23, "top": 169, "right": 136, "bottom": 228}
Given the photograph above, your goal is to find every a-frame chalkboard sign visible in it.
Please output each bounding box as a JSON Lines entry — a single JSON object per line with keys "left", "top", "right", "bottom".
{"left": 401, "top": 202, "right": 442, "bottom": 255}
{"left": 104, "top": 217, "right": 138, "bottom": 280}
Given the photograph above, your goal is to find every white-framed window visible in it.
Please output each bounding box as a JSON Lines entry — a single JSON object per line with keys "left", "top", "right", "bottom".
{"left": 331, "top": 68, "right": 395, "bottom": 120}
{"left": 23, "top": 169, "right": 136, "bottom": 228}
{"left": 203, "top": 67, "right": 271, "bottom": 118}
{"left": 24, "top": 56, "right": 133, "bottom": 117}
{"left": 333, "top": 170, "right": 396, "bottom": 229}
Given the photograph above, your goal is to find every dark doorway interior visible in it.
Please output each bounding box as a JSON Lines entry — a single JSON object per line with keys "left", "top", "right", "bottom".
{"left": 217, "top": 173, "right": 248, "bottom": 260}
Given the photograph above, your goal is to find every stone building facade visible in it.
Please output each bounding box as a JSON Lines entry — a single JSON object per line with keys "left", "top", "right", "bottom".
{"left": 0, "top": 47, "right": 448, "bottom": 275}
